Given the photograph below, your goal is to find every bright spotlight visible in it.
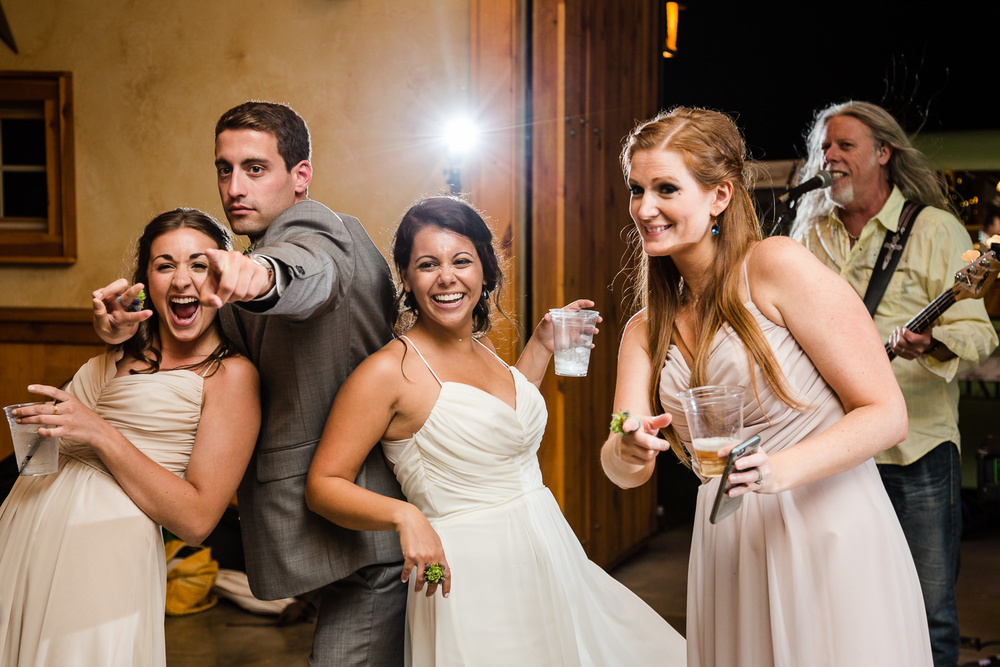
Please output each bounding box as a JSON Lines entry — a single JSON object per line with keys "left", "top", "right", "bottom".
{"left": 443, "top": 117, "right": 480, "bottom": 156}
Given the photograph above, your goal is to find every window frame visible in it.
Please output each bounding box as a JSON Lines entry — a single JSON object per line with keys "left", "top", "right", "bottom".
{"left": 0, "top": 71, "right": 76, "bottom": 264}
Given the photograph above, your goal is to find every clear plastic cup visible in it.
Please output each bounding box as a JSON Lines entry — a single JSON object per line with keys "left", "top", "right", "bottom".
{"left": 4, "top": 402, "right": 60, "bottom": 476}
{"left": 549, "top": 309, "right": 600, "bottom": 377}
{"left": 676, "top": 385, "right": 745, "bottom": 477}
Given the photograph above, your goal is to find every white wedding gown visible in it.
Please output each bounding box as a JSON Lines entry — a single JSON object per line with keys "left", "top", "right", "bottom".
{"left": 381, "top": 338, "right": 686, "bottom": 666}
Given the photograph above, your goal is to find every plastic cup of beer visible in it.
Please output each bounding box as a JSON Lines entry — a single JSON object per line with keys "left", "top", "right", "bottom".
{"left": 676, "top": 385, "right": 745, "bottom": 477}
{"left": 4, "top": 402, "right": 60, "bottom": 476}
{"left": 549, "top": 309, "right": 600, "bottom": 377}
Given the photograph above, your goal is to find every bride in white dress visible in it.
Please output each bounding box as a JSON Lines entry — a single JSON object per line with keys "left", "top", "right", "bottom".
{"left": 305, "top": 196, "right": 686, "bottom": 666}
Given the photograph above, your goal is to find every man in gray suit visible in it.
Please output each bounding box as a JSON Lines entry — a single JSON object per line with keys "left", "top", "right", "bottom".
{"left": 95, "top": 101, "right": 406, "bottom": 666}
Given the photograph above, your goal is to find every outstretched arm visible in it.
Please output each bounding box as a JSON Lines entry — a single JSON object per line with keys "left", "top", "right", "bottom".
{"left": 600, "top": 313, "right": 672, "bottom": 488}
{"left": 199, "top": 249, "right": 275, "bottom": 308}
{"left": 15, "top": 357, "right": 261, "bottom": 544}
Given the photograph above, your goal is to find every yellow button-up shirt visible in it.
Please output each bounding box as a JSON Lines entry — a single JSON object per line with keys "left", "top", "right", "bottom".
{"left": 793, "top": 186, "right": 998, "bottom": 464}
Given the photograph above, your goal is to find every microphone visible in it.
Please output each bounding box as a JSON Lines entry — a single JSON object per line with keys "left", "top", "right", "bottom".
{"left": 778, "top": 170, "right": 833, "bottom": 204}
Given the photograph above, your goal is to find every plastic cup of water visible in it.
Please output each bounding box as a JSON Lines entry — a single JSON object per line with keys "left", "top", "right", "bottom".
{"left": 4, "top": 402, "right": 60, "bottom": 476}
{"left": 549, "top": 309, "right": 600, "bottom": 377}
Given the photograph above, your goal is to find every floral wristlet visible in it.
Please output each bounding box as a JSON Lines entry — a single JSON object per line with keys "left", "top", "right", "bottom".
{"left": 610, "top": 410, "right": 634, "bottom": 435}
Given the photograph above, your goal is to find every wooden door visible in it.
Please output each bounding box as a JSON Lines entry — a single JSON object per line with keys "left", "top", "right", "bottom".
{"left": 531, "top": 0, "right": 661, "bottom": 566}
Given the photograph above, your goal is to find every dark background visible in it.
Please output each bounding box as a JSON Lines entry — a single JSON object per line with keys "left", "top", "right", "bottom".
{"left": 658, "top": 1, "right": 1000, "bottom": 162}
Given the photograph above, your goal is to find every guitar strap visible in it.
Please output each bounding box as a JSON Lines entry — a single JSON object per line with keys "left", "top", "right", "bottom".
{"left": 862, "top": 201, "right": 925, "bottom": 317}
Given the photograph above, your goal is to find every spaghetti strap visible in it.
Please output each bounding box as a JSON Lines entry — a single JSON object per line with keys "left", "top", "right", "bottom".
{"left": 742, "top": 252, "right": 754, "bottom": 306}
{"left": 473, "top": 338, "right": 511, "bottom": 371}
{"left": 399, "top": 335, "right": 443, "bottom": 386}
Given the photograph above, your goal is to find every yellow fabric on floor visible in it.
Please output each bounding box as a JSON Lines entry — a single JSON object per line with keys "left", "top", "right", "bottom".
{"left": 165, "top": 539, "right": 219, "bottom": 616}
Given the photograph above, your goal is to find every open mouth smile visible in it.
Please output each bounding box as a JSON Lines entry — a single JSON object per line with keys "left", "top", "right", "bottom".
{"left": 432, "top": 293, "right": 465, "bottom": 307}
{"left": 169, "top": 296, "right": 200, "bottom": 325}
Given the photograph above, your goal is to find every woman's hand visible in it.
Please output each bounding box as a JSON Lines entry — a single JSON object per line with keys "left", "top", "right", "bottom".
{"left": 398, "top": 505, "right": 451, "bottom": 599}
{"left": 717, "top": 440, "right": 775, "bottom": 497}
{"left": 92, "top": 279, "right": 152, "bottom": 345}
{"left": 611, "top": 413, "right": 672, "bottom": 465}
{"left": 13, "top": 384, "right": 116, "bottom": 448}
{"left": 531, "top": 298, "right": 602, "bottom": 354}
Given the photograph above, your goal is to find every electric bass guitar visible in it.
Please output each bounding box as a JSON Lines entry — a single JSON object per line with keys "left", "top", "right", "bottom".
{"left": 885, "top": 240, "right": 1000, "bottom": 361}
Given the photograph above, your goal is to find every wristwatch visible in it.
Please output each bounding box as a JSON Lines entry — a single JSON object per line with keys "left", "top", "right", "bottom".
{"left": 249, "top": 253, "right": 275, "bottom": 283}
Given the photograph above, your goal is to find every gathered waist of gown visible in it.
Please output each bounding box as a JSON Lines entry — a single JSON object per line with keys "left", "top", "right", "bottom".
{"left": 428, "top": 485, "right": 550, "bottom": 525}
{"left": 60, "top": 446, "right": 114, "bottom": 478}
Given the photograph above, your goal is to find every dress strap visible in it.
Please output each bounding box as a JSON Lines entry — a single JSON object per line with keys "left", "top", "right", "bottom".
{"left": 399, "top": 335, "right": 443, "bottom": 386}
{"left": 742, "top": 252, "right": 755, "bottom": 306}
{"left": 473, "top": 338, "right": 510, "bottom": 371}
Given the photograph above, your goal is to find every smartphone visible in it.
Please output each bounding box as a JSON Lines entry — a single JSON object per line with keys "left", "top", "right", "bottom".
{"left": 709, "top": 435, "right": 762, "bottom": 524}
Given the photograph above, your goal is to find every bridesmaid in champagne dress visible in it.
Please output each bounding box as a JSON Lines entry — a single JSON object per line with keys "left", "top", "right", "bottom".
{"left": 601, "top": 108, "right": 932, "bottom": 666}
{"left": 0, "top": 209, "right": 259, "bottom": 667}
{"left": 306, "top": 196, "right": 687, "bottom": 666}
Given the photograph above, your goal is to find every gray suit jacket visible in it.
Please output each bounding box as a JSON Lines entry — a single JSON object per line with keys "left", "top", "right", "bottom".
{"left": 221, "top": 199, "right": 404, "bottom": 600}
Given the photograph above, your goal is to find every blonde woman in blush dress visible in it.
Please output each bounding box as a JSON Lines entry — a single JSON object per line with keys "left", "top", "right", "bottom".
{"left": 600, "top": 108, "right": 932, "bottom": 666}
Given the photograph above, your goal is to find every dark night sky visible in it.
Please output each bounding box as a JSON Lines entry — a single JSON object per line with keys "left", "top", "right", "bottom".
{"left": 659, "top": 2, "right": 1000, "bottom": 162}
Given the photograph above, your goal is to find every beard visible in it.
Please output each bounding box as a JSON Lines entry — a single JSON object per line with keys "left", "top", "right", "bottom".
{"left": 827, "top": 180, "right": 854, "bottom": 207}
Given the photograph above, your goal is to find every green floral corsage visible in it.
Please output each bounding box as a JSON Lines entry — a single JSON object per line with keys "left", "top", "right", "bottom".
{"left": 423, "top": 562, "right": 446, "bottom": 584}
{"left": 610, "top": 410, "right": 633, "bottom": 435}
{"left": 122, "top": 288, "right": 146, "bottom": 312}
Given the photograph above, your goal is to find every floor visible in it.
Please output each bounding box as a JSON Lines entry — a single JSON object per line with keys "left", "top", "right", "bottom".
{"left": 166, "top": 518, "right": 1000, "bottom": 666}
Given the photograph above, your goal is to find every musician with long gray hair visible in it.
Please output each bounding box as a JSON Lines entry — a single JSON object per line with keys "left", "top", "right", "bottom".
{"left": 789, "top": 100, "right": 997, "bottom": 667}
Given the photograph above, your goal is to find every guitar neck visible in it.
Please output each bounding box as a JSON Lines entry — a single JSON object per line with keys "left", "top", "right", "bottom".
{"left": 883, "top": 287, "right": 958, "bottom": 359}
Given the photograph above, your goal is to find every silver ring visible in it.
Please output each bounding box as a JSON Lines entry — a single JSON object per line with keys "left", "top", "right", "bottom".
{"left": 754, "top": 468, "right": 763, "bottom": 485}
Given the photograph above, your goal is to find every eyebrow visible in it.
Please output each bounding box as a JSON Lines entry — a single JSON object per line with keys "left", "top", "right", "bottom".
{"left": 631, "top": 175, "right": 677, "bottom": 186}
{"left": 152, "top": 252, "right": 207, "bottom": 262}
{"left": 414, "top": 251, "right": 474, "bottom": 262}
{"left": 214, "top": 155, "right": 272, "bottom": 168}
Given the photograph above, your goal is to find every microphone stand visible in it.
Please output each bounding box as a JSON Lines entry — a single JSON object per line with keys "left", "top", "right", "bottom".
{"left": 767, "top": 198, "right": 798, "bottom": 237}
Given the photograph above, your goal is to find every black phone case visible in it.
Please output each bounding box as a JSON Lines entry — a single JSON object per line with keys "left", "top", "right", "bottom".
{"left": 709, "top": 435, "right": 762, "bottom": 524}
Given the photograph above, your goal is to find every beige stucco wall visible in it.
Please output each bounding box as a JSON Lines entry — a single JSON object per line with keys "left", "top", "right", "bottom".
{"left": 0, "top": 0, "right": 470, "bottom": 307}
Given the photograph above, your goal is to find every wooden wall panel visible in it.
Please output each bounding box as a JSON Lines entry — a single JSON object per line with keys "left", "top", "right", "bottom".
{"left": 0, "top": 308, "right": 105, "bottom": 460}
{"left": 470, "top": 0, "right": 528, "bottom": 364}
{"left": 532, "top": 0, "right": 661, "bottom": 567}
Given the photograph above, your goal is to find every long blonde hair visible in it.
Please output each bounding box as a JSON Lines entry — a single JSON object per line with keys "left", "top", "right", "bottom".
{"left": 621, "top": 107, "right": 803, "bottom": 464}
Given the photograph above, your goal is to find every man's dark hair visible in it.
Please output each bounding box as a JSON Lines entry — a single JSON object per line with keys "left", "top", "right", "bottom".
{"left": 215, "top": 101, "right": 311, "bottom": 171}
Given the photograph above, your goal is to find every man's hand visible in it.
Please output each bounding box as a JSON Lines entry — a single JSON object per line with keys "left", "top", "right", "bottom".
{"left": 92, "top": 279, "right": 152, "bottom": 345}
{"left": 201, "top": 249, "right": 275, "bottom": 308}
{"left": 889, "top": 322, "right": 953, "bottom": 361}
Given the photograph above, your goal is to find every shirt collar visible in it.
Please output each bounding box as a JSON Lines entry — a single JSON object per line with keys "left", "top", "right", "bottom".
{"left": 831, "top": 185, "right": 905, "bottom": 233}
